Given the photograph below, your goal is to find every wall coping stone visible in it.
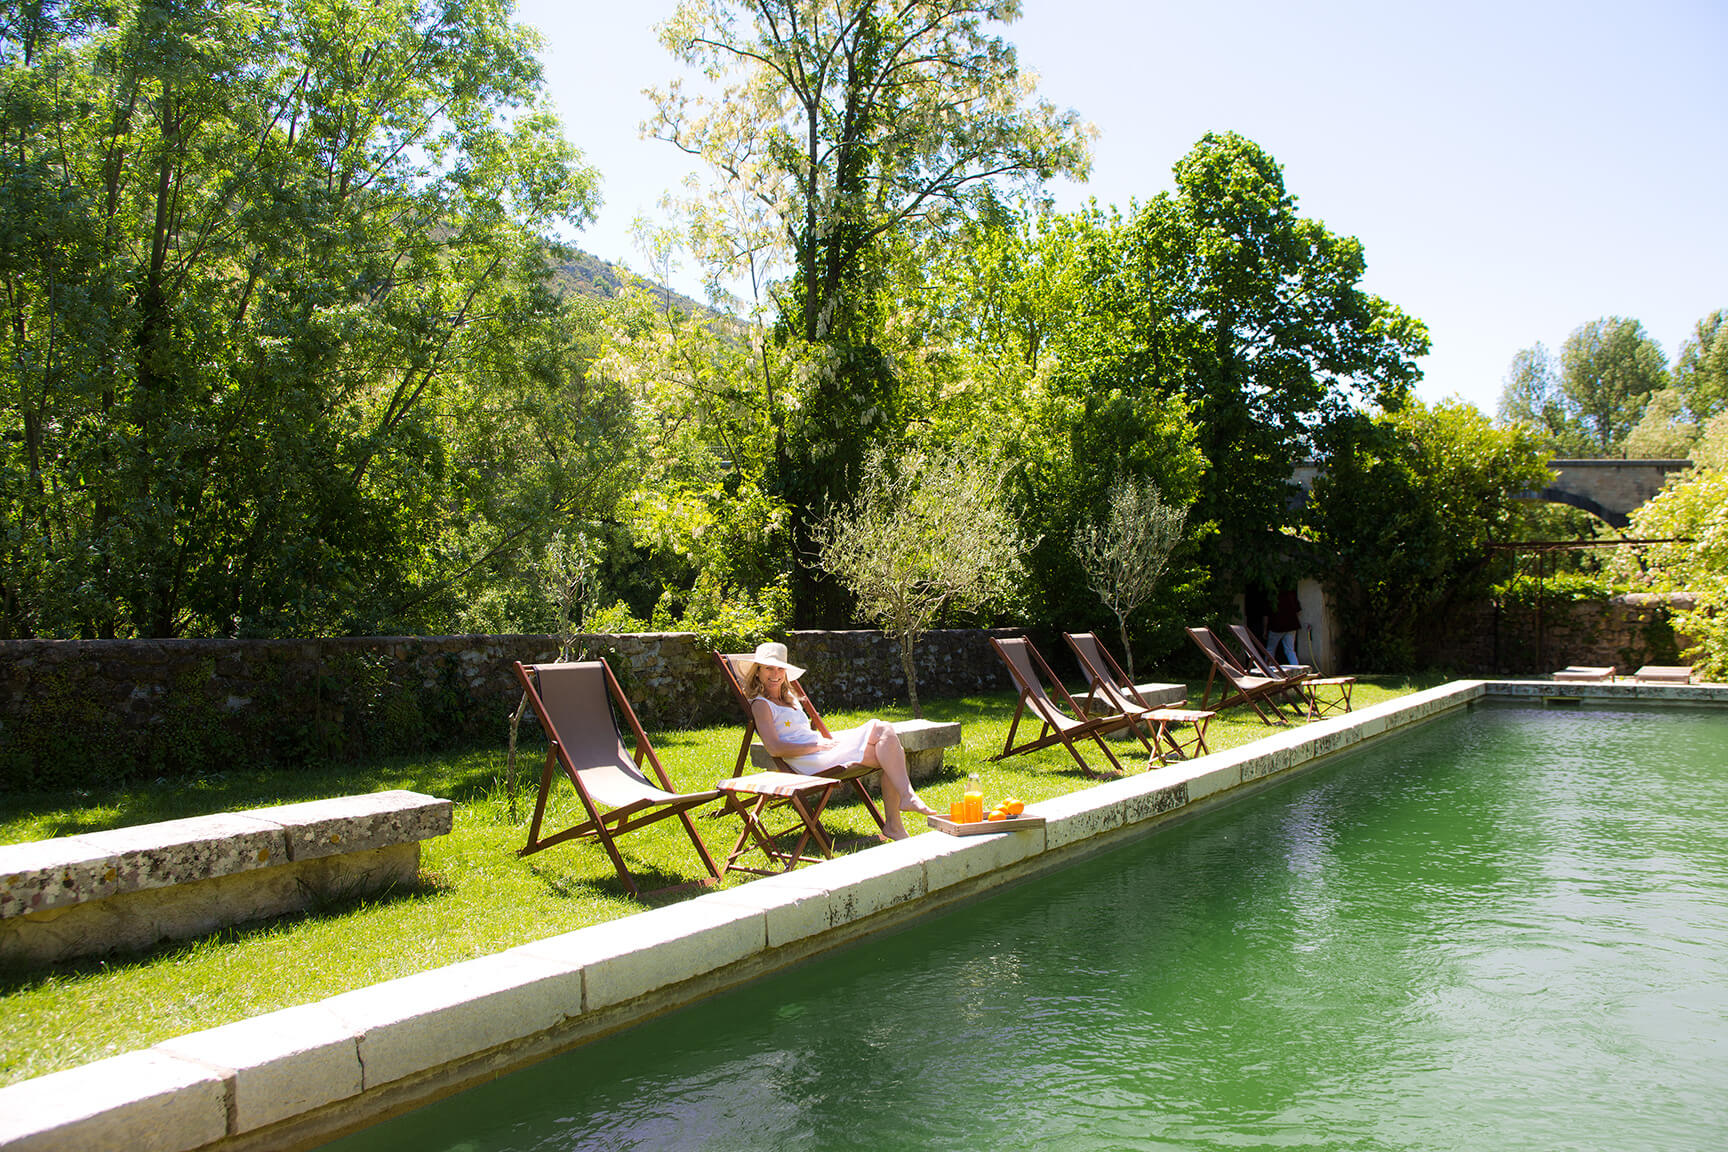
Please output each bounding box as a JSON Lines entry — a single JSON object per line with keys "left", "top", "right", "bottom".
{"left": 0, "top": 791, "right": 452, "bottom": 920}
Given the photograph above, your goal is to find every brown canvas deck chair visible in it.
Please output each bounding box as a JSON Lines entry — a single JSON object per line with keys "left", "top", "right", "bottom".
{"left": 713, "top": 652, "right": 887, "bottom": 834}
{"left": 514, "top": 659, "right": 724, "bottom": 900}
{"left": 1185, "top": 626, "right": 1292, "bottom": 725}
{"left": 1063, "top": 631, "right": 1214, "bottom": 765}
{"left": 989, "top": 636, "right": 1128, "bottom": 776}
{"left": 1229, "top": 624, "right": 1355, "bottom": 721}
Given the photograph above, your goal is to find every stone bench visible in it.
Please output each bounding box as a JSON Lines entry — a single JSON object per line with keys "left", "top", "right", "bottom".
{"left": 747, "top": 719, "right": 962, "bottom": 783}
{"left": 0, "top": 790, "right": 452, "bottom": 966}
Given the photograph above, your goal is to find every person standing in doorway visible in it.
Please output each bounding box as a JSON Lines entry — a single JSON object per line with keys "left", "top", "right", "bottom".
{"left": 1267, "top": 587, "right": 1302, "bottom": 666}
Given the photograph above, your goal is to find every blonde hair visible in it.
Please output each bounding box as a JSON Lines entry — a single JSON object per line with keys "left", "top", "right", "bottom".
{"left": 744, "top": 663, "right": 797, "bottom": 707}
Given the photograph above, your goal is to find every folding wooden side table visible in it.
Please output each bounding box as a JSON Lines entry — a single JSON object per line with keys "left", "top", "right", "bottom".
{"left": 1146, "top": 707, "right": 1214, "bottom": 766}
{"left": 715, "top": 772, "right": 842, "bottom": 878}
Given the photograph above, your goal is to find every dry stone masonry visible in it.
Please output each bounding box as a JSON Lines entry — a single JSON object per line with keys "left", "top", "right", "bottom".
{"left": 0, "top": 629, "right": 1013, "bottom": 788}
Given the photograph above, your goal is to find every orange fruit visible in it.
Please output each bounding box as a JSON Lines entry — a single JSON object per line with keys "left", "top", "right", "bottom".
{"left": 986, "top": 810, "right": 1007, "bottom": 821}
{"left": 1003, "top": 799, "right": 1024, "bottom": 816}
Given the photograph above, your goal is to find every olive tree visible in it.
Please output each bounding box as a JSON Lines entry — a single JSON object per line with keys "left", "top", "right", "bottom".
{"left": 814, "top": 443, "right": 1029, "bottom": 716}
{"left": 1072, "top": 477, "right": 1190, "bottom": 681}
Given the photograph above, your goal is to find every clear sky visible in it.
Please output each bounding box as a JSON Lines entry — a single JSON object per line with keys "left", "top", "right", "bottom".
{"left": 513, "top": 0, "right": 1727, "bottom": 416}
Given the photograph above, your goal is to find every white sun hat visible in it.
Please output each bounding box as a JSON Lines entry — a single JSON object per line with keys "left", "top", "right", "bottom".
{"left": 740, "top": 641, "right": 805, "bottom": 684}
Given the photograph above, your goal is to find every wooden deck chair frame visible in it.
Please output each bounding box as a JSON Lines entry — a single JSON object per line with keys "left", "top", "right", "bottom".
{"left": 514, "top": 659, "right": 724, "bottom": 900}
{"left": 1062, "top": 631, "right": 1214, "bottom": 764}
{"left": 1228, "top": 624, "right": 1355, "bottom": 721}
{"left": 712, "top": 652, "right": 887, "bottom": 834}
{"left": 1185, "top": 626, "right": 1292, "bottom": 725}
{"left": 989, "top": 636, "right": 1128, "bottom": 777}
{"left": 1061, "top": 631, "right": 1159, "bottom": 755}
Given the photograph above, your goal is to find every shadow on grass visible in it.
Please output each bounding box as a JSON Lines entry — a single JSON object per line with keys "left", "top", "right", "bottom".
{"left": 2, "top": 745, "right": 526, "bottom": 841}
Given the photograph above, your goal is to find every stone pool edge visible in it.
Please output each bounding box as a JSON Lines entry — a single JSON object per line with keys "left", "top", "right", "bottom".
{"left": 4, "top": 678, "right": 1724, "bottom": 1152}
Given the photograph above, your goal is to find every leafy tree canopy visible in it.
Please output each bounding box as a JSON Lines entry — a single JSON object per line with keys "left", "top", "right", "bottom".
{"left": 1558, "top": 316, "right": 1669, "bottom": 454}
{"left": 1050, "top": 132, "right": 1431, "bottom": 593}
{"left": 1624, "top": 413, "right": 1728, "bottom": 679}
{"left": 1306, "top": 399, "right": 1551, "bottom": 669}
{"left": 0, "top": 0, "right": 615, "bottom": 639}
{"left": 1672, "top": 309, "right": 1728, "bottom": 423}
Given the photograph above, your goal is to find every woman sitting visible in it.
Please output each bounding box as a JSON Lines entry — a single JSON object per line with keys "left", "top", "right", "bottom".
{"left": 740, "top": 642, "right": 936, "bottom": 840}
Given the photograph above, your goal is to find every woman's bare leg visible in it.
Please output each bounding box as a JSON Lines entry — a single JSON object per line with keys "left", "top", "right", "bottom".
{"left": 862, "top": 721, "right": 933, "bottom": 838}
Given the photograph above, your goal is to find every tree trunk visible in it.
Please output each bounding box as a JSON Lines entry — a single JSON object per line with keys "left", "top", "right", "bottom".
{"left": 1117, "top": 614, "right": 1135, "bottom": 682}
{"left": 898, "top": 633, "right": 923, "bottom": 719}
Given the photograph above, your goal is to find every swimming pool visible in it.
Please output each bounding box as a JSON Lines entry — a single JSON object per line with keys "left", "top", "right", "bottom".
{"left": 324, "top": 703, "right": 1728, "bottom": 1150}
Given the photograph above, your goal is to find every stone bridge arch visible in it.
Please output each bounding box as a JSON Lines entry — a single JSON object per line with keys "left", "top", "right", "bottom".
{"left": 1523, "top": 459, "right": 1693, "bottom": 528}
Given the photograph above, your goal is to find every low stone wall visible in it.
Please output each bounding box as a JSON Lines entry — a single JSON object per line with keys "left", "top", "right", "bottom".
{"left": 1420, "top": 592, "right": 1695, "bottom": 674}
{"left": 0, "top": 791, "right": 452, "bottom": 965}
{"left": 0, "top": 630, "right": 1013, "bottom": 789}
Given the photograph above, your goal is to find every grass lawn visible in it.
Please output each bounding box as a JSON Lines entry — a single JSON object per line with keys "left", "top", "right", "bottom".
{"left": 0, "top": 674, "right": 1447, "bottom": 1087}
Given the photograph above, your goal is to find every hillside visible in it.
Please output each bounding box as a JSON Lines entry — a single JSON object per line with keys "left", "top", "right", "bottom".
{"left": 552, "top": 247, "right": 714, "bottom": 320}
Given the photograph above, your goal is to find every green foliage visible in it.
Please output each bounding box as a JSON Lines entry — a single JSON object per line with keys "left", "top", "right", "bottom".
{"left": 815, "top": 442, "right": 1029, "bottom": 715}
{"left": 1672, "top": 309, "right": 1728, "bottom": 423}
{"left": 1307, "top": 400, "right": 1552, "bottom": 669}
{"left": 1492, "top": 569, "right": 1631, "bottom": 608}
{"left": 1624, "top": 388, "right": 1699, "bottom": 459}
{"left": 1624, "top": 417, "right": 1728, "bottom": 678}
{"left": 0, "top": 0, "right": 620, "bottom": 639}
{"left": 1559, "top": 317, "right": 1669, "bottom": 454}
{"left": 1072, "top": 476, "right": 1191, "bottom": 681}
{"left": 1498, "top": 316, "right": 1673, "bottom": 457}
{"left": 1051, "top": 133, "right": 1429, "bottom": 598}
{"left": 1497, "top": 343, "right": 1594, "bottom": 455}
{"left": 648, "top": 0, "right": 1092, "bottom": 625}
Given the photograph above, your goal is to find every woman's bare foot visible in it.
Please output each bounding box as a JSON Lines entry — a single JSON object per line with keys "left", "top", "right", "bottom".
{"left": 904, "top": 794, "right": 937, "bottom": 817}
{"left": 882, "top": 822, "right": 910, "bottom": 840}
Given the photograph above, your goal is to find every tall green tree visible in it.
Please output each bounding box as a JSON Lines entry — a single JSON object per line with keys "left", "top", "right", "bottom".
{"left": 1054, "top": 132, "right": 1430, "bottom": 597}
{"left": 647, "top": 0, "right": 1092, "bottom": 624}
{"left": 814, "top": 441, "right": 1028, "bottom": 717}
{"left": 0, "top": 0, "right": 612, "bottom": 638}
{"left": 1623, "top": 413, "right": 1728, "bottom": 680}
{"left": 1672, "top": 309, "right": 1727, "bottom": 423}
{"left": 1558, "top": 316, "right": 1668, "bottom": 454}
{"left": 1496, "top": 342, "right": 1593, "bottom": 454}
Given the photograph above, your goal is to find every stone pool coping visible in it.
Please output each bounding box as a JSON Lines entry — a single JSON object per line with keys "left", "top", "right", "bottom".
{"left": 3, "top": 678, "right": 1724, "bottom": 1152}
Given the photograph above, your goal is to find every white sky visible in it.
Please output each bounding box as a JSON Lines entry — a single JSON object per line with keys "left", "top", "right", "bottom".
{"left": 513, "top": 0, "right": 1727, "bottom": 416}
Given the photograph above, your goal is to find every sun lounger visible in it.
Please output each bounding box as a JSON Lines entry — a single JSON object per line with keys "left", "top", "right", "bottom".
{"left": 1063, "top": 631, "right": 1214, "bottom": 765}
{"left": 1633, "top": 665, "right": 1693, "bottom": 684}
{"left": 1229, "top": 624, "right": 1355, "bottom": 720}
{"left": 513, "top": 659, "right": 724, "bottom": 899}
{"left": 1185, "top": 626, "right": 1292, "bottom": 725}
{"left": 1552, "top": 666, "right": 1615, "bottom": 683}
{"left": 989, "top": 636, "right": 1128, "bottom": 776}
{"left": 714, "top": 652, "right": 887, "bottom": 834}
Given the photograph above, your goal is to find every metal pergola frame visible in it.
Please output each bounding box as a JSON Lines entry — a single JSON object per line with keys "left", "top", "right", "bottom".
{"left": 1486, "top": 537, "right": 1691, "bottom": 672}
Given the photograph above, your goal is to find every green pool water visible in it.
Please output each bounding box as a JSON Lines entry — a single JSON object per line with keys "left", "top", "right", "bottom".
{"left": 325, "top": 703, "right": 1728, "bottom": 1151}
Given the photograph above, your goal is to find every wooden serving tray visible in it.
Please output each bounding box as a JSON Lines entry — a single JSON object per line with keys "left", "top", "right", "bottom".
{"left": 927, "top": 813, "right": 1045, "bottom": 836}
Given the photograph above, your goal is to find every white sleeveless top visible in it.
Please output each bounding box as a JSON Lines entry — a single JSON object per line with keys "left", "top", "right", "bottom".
{"left": 752, "top": 695, "right": 873, "bottom": 773}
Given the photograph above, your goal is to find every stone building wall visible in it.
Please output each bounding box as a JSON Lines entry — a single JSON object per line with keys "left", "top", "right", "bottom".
{"left": 0, "top": 630, "right": 1012, "bottom": 788}
{"left": 1419, "top": 592, "right": 1694, "bottom": 674}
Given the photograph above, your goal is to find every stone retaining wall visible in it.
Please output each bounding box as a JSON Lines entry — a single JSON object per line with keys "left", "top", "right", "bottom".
{"left": 0, "top": 630, "right": 1013, "bottom": 789}
{"left": 1419, "top": 592, "right": 1695, "bottom": 674}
